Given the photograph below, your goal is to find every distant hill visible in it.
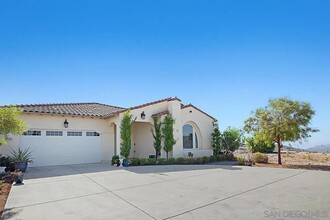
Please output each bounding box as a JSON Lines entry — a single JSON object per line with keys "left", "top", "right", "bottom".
{"left": 283, "top": 146, "right": 309, "bottom": 152}
{"left": 306, "top": 144, "right": 330, "bottom": 153}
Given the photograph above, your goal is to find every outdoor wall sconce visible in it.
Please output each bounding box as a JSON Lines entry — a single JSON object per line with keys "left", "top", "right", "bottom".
{"left": 141, "top": 111, "right": 146, "bottom": 120}
{"left": 64, "top": 119, "right": 69, "bottom": 128}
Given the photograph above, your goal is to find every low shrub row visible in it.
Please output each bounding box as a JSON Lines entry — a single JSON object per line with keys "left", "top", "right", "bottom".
{"left": 127, "top": 153, "right": 236, "bottom": 166}
{"left": 236, "top": 152, "right": 269, "bottom": 166}
{"left": 252, "top": 152, "right": 268, "bottom": 163}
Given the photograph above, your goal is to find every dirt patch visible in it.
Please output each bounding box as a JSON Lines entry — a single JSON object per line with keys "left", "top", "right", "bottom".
{"left": 235, "top": 152, "right": 330, "bottom": 171}
{"left": 253, "top": 163, "right": 330, "bottom": 171}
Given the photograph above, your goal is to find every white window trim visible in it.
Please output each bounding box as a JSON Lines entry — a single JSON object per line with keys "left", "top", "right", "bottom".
{"left": 46, "top": 130, "right": 63, "bottom": 136}
{"left": 67, "top": 131, "right": 83, "bottom": 137}
{"left": 183, "top": 124, "right": 199, "bottom": 150}
{"left": 23, "top": 130, "right": 42, "bottom": 136}
{"left": 86, "top": 131, "right": 100, "bottom": 137}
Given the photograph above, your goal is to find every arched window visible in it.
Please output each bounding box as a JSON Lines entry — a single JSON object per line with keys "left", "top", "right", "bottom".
{"left": 183, "top": 124, "right": 199, "bottom": 149}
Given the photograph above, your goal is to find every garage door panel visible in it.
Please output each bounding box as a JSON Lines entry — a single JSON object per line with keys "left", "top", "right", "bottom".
{"left": 21, "top": 135, "right": 101, "bottom": 167}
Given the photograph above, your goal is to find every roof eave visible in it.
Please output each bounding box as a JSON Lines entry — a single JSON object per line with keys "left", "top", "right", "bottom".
{"left": 181, "top": 104, "right": 217, "bottom": 122}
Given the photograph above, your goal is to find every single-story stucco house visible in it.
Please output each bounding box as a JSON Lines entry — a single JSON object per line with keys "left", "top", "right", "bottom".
{"left": 1, "top": 97, "right": 216, "bottom": 167}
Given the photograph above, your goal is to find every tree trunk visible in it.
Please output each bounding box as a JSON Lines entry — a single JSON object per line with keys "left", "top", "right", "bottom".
{"left": 166, "top": 152, "right": 168, "bottom": 160}
{"left": 277, "top": 138, "right": 282, "bottom": 165}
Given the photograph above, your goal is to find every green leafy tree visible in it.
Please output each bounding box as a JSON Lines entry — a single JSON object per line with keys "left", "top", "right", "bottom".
{"left": 0, "top": 107, "right": 27, "bottom": 145}
{"left": 151, "top": 117, "right": 162, "bottom": 160}
{"left": 120, "top": 110, "right": 134, "bottom": 160}
{"left": 211, "top": 122, "right": 221, "bottom": 155}
{"left": 246, "top": 136, "right": 275, "bottom": 153}
{"left": 244, "top": 97, "right": 318, "bottom": 164}
{"left": 162, "top": 114, "right": 176, "bottom": 160}
{"left": 220, "top": 127, "right": 244, "bottom": 154}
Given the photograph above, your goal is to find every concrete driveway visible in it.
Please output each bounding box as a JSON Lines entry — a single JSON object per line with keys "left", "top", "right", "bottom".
{"left": 2, "top": 163, "right": 329, "bottom": 220}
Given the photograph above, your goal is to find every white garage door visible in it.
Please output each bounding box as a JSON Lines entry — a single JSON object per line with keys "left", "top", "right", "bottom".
{"left": 20, "top": 130, "right": 102, "bottom": 167}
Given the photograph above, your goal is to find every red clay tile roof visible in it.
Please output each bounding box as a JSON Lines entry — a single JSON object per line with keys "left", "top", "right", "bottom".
{"left": 151, "top": 110, "right": 169, "bottom": 118}
{"left": 6, "top": 97, "right": 216, "bottom": 121}
{"left": 14, "top": 103, "right": 125, "bottom": 118}
{"left": 102, "top": 97, "right": 181, "bottom": 118}
{"left": 181, "top": 103, "right": 217, "bottom": 121}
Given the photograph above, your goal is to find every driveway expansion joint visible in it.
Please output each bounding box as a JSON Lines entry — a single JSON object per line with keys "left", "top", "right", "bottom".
{"left": 68, "top": 165, "right": 158, "bottom": 220}
{"left": 10, "top": 191, "right": 109, "bottom": 209}
{"left": 163, "top": 170, "right": 307, "bottom": 220}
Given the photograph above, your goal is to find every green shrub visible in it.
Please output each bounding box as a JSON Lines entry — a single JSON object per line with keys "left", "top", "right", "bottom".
{"left": 129, "top": 158, "right": 140, "bottom": 166}
{"left": 196, "top": 157, "right": 203, "bottom": 164}
{"left": 176, "top": 157, "right": 185, "bottom": 164}
{"left": 217, "top": 154, "right": 226, "bottom": 161}
{"left": 246, "top": 137, "right": 275, "bottom": 153}
{"left": 202, "top": 156, "right": 209, "bottom": 164}
{"left": 0, "top": 155, "right": 10, "bottom": 167}
{"left": 216, "top": 153, "right": 235, "bottom": 161}
{"left": 157, "top": 158, "right": 165, "bottom": 165}
{"left": 227, "top": 153, "right": 235, "bottom": 161}
{"left": 139, "top": 158, "right": 149, "bottom": 166}
{"left": 252, "top": 152, "right": 268, "bottom": 163}
{"left": 166, "top": 158, "right": 176, "bottom": 165}
{"left": 111, "top": 155, "right": 120, "bottom": 165}
{"left": 148, "top": 158, "right": 157, "bottom": 165}
{"left": 236, "top": 157, "right": 245, "bottom": 165}
{"left": 209, "top": 155, "right": 217, "bottom": 163}
{"left": 185, "top": 157, "right": 196, "bottom": 164}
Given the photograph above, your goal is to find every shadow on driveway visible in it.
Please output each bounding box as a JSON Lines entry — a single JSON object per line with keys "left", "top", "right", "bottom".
{"left": 1, "top": 208, "right": 22, "bottom": 219}
{"left": 24, "top": 162, "right": 242, "bottom": 180}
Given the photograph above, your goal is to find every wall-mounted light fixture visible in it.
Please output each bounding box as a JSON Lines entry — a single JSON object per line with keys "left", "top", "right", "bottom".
{"left": 141, "top": 111, "right": 146, "bottom": 120}
{"left": 64, "top": 119, "right": 69, "bottom": 128}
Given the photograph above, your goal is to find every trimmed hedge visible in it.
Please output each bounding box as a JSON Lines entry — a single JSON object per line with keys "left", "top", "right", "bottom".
{"left": 125, "top": 153, "right": 236, "bottom": 167}
{"left": 167, "top": 158, "right": 176, "bottom": 165}
{"left": 139, "top": 158, "right": 149, "bottom": 166}
{"left": 129, "top": 158, "right": 140, "bottom": 166}
{"left": 176, "top": 157, "right": 185, "bottom": 164}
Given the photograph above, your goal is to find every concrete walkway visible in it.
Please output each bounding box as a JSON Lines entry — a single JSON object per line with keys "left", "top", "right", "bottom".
{"left": 2, "top": 163, "right": 330, "bottom": 220}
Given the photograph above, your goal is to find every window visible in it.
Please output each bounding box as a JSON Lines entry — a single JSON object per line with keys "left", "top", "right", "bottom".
{"left": 183, "top": 124, "right": 199, "bottom": 149}
{"left": 46, "top": 131, "right": 63, "bottom": 136}
{"left": 23, "top": 130, "right": 41, "bottom": 136}
{"left": 67, "top": 131, "right": 82, "bottom": 136}
{"left": 86, "top": 132, "right": 100, "bottom": 136}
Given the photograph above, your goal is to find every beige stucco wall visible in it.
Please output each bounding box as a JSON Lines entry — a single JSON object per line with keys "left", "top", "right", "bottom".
{"left": 1, "top": 99, "right": 215, "bottom": 166}
{"left": 0, "top": 113, "right": 115, "bottom": 163}
{"left": 180, "top": 106, "right": 214, "bottom": 157}
{"left": 112, "top": 99, "right": 214, "bottom": 159}
{"left": 111, "top": 101, "right": 170, "bottom": 158}
{"left": 131, "top": 122, "right": 155, "bottom": 158}
{"left": 181, "top": 106, "right": 214, "bottom": 149}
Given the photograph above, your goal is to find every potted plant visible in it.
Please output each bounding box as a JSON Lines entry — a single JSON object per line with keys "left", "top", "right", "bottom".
{"left": 12, "top": 170, "right": 24, "bottom": 184}
{"left": 122, "top": 159, "right": 130, "bottom": 167}
{"left": 111, "top": 155, "right": 121, "bottom": 167}
{"left": 9, "top": 147, "right": 33, "bottom": 173}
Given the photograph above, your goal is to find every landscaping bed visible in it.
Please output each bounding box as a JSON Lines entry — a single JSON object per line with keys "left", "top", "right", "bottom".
{"left": 0, "top": 174, "right": 15, "bottom": 217}
{"left": 112, "top": 154, "right": 237, "bottom": 167}
{"left": 0, "top": 181, "right": 11, "bottom": 217}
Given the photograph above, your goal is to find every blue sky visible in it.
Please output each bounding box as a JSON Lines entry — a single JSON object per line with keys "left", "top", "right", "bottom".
{"left": 0, "top": 0, "right": 329, "bottom": 148}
